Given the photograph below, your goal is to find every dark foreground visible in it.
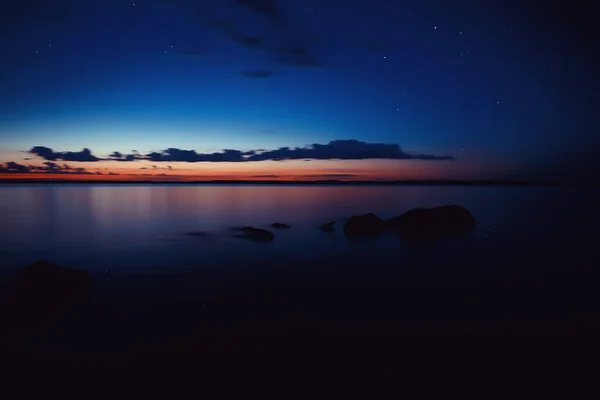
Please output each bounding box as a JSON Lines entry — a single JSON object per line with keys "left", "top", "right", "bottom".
{"left": 1, "top": 252, "right": 599, "bottom": 393}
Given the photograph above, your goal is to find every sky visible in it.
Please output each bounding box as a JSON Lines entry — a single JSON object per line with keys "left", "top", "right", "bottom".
{"left": 0, "top": 0, "right": 597, "bottom": 181}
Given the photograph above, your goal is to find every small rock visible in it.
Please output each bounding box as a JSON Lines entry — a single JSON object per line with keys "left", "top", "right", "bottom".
{"left": 185, "top": 231, "right": 207, "bottom": 236}
{"left": 233, "top": 227, "right": 275, "bottom": 242}
{"left": 319, "top": 221, "right": 335, "bottom": 232}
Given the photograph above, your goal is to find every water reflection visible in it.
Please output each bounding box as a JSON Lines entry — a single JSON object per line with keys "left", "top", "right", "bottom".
{"left": 0, "top": 184, "right": 596, "bottom": 274}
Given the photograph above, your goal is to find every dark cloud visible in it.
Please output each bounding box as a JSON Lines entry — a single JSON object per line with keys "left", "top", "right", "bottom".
{"left": 244, "top": 140, "right": 455, "bottom": 161}
{"left": 252, "top": 174, "right": 280, "bottom": 178}
{"left": 272, "top": 43, "right": 323, "bottom": 68}
{"left": 235, "top": 0, "right": 282, "bottom": 25}
{"left": 232, "top": 34, "right": 265, "bottom": 49}
{"left": 0, "top": 161, "right": 31, "bottom": 173}
{"left": 200, "top": 1, "right": 323, "bottom": 69}
{"left": 26, "top": 140, "right": 454, "bottom": 164}
{"left": 108, "top": 172, "right": 119, "bottom": 176}
{"left": 109, "top": 151, "right": 143, "bottom": 162}
{"left": 29, "top": 146, "right": 100, "bottom": 162}
{"left": 205, "top": 18, "right": 267, "bottom": 50}
{"left": 242, "top": 70, "right": 276, "bottom": 78}
{"left": 303, "top": 174, "right": 357, "bottom": 178}
{"left": 146, "top": 148, "right": 246, "bottom": 162}
{"left": 0, "top": 161, "right": 93, "bottom": 174}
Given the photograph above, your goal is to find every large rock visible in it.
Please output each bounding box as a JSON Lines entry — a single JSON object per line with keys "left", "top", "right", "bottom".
{"left": 8, "top": 260, "right": 93, "bottom": 329}
{"left": 343, "top": 213, "right": 385, "bottom": 238}
{"left": 386, "top": 205, "right": 476, "bottom": 243}
{"left": 233, "top": 226, "right": 275, "bottom": 242}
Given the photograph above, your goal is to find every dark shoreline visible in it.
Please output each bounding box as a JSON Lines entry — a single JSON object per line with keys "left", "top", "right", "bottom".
{"left": 1, "top": 179, "right": 598, "bottom": 187}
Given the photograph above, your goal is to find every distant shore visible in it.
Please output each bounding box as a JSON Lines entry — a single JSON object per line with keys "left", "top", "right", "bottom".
{"left": 0, "top": 178, "right": 598, "bottom": 186}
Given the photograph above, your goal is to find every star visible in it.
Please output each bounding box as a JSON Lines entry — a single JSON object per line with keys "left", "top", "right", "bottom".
{"left": 434, "top": 26, "right": 437, "bottom": 30}
{"left": 383, "top": 56, "right": 387, "bottom": 59}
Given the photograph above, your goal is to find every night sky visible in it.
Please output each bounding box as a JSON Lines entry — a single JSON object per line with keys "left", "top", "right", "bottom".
{"left": 0, "top": 0, "right": 597, "bottom": 181}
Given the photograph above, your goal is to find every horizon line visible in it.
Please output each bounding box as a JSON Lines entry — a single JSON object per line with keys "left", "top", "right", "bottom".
{"left": 0, "top": 178, "right": 597, "bottom": 187}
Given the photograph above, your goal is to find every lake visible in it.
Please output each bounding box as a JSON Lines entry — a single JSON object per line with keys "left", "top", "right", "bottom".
{"left": 0, "top": 184, "right": 597, "bottom": 274}
{"left": 1, "top": 183, "right": 599, "bottom": 349}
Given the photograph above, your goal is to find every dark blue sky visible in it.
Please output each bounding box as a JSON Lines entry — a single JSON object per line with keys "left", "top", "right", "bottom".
{"left": 0, "top": 0, "right": 597, "bottom": 180}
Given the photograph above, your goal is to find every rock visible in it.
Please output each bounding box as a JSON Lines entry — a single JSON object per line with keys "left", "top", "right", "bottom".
{"left": 386, "top": 205, "right": 476, "bottom": 243}
{"left": 9, "top": 260, "right": 93, "bottom": 329}
{"left": 270, "top": 223, "right": 291, "bottom": 229}
{"left": 233, "top": 227, "right": 275, "bottom": 242}
{"left": 319, "top": 221, "right": 335, "bottom": 233}
{"left": 343, "top": 213, "right": 385, "bottom": 238}
{"left": 185, "top": 231, "right": 207, "bottom": 236}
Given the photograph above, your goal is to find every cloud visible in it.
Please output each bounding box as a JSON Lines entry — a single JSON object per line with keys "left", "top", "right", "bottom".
{"left": 235, "top": 0, "right": 283, "bottom": 25}
{"left": 25, "top": 140, "right": 455, "bottom": 164}
{"left": 146, "top": 148, "right": 246, "bottom": 162}
{"left": 199, "top": 1, "right": 324, "bottom": 69}
{"left": 232, "top": 34, "right": 265, "bottom": 49}
{"left": 272, "top": 43, "right": 323, "bottom": 68}
{"left": 109, "top": 151, "right": 143, "bottom": 162}
{"left": 0, "top": 161, "right": 30, "bottom": 173}
{"left": 29, "top": 146, "right": 100, "bottom": 162}
{"left": 242, "top": 70, "right": 276, "bottom": 78}
{"left": 252, "top": 174, "right": 280, "bottom": 178}
{"left": 0, "top": 161, "right": 93, "bottom": 174}
{"left": 303, "top": 174, "right": 357, "bottom": 178}
{"left": 244, "top": 140, "right": 455, "bottom": 161}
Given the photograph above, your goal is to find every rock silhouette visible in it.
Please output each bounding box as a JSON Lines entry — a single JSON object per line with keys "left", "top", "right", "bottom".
{"left": 270, "top": 222, "right": 291, "bottom": 229}
{"left": 185, "top": 231, "right": 208, "bottom": 236}
{"left": 319, "top": 221, "right": 335, "bottom": 232}
{"left": 386, "top": 205, "right": 476, "bottom": 243}
{"left": 233, "top": 226, "right": 275, "bottom": 242}
{"left": 343, "top": 213, "right": 385, "bottom": 238}
{"left": 8, "top": 260, "right": 92, "bottom": 330}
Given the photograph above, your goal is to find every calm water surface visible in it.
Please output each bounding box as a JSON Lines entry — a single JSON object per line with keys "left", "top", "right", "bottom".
{"left": 0, "top": 184, "right": 597, "bottom": 281}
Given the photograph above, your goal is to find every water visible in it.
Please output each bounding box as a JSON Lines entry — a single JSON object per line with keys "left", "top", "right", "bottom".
{"left": 0, "top": 183, "right": 597, "bottom": 279}
{"left": 1, "top": 183, "right": 599, "bottom": 352}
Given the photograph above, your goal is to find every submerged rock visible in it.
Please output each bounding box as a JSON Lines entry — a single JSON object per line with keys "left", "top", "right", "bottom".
{"left": 233, "top": 227, "right": 275, "bottom": 242}
{"left": 343, "top": 213, "right": 385, "bottom": 238}
{"left": 319, "top": 221, "right": 335, "bottom": 233}
{"left": 386, "top": 205, "right": 476, "bottom": 243}
{"left": 270, "top": 223, "right": 291, "bottom": 229}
